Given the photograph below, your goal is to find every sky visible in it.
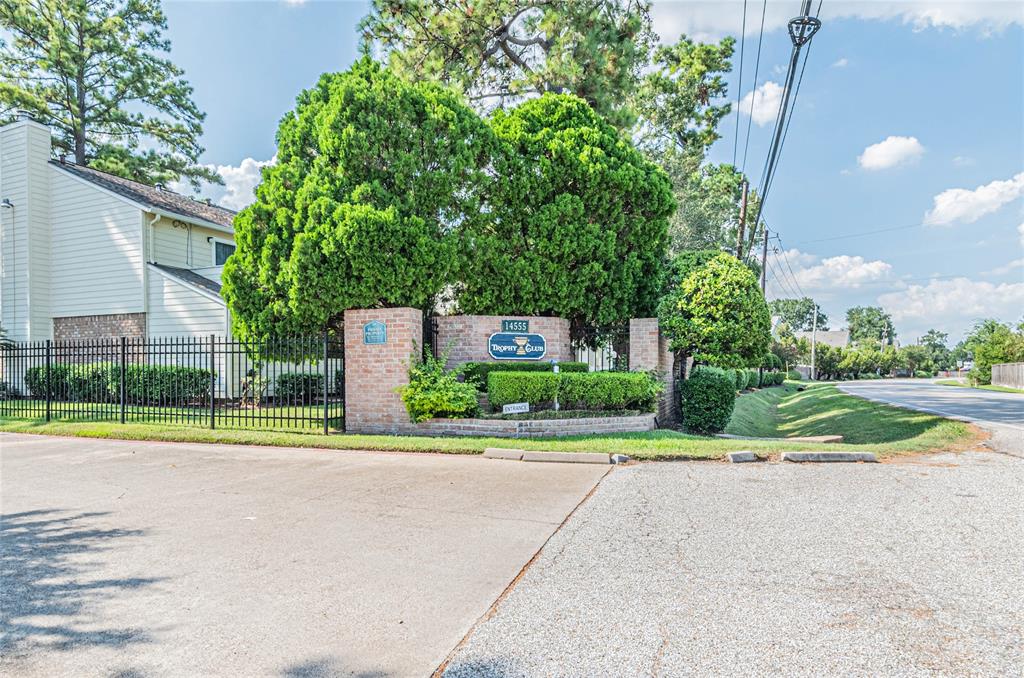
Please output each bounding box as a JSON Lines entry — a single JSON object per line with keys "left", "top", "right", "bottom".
{"left": 161, "top": 0, "right": 1024, "bottom": 345}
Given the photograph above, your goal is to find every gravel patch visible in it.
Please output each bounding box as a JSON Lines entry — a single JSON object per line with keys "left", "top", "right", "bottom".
{"left": 444, "top": 452, "right": 1024, "bottom": 677}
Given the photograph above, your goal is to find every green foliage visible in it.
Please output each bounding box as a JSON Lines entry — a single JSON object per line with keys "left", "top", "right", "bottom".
{"left": 486, "top": 371, "right": 659, "bottom": 411}
{"left": 787, "top": 370, "right": 802, "bottom": 381}
{"left": 913, "top": 370, "right": 932, "bottom": 379}
{"left": 658, "top": 251, "right": 771, "bottom": 367}
{"left": 462, "top": 361, "right": 588, "bottom": 391}
{"left": 769, "top": 298, "right": 829, "bottom": 332}
{"left": 27, "top": 363, "right": 213, "bottom": 405}
{"left": 457, "top": 93, "right": 674, "bottom": 338}
{"left": 679, "top": 367, "right": 736, "bottom": 434}
{"left": 400, "top": 353, "right": 480, "bottom": 423}
{"left": 222, "top": 59, "right": 495, "bottom": 341}
{"left": 359, "top": 0, "right": 656, "bottom": 130}
{"left": 274, "top": 373, "right": 324, "bottom": 404}
{"left": 963, "top": 319, "right": 1024, "bottom": 385}
{"left": 733, "top": 368, "right": 745, "bottom": 391}
{"left": 0, "top": 0, "right": 219, "bottom": 189}
{"left": 845, "top": 306, "right": 896, "bottom": 344}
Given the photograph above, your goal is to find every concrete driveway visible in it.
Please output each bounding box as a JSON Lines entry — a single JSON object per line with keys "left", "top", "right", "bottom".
{"left": 839, "top": 379, "right": 1024, "bottom": 457}
{"left": 0, "top": 433, "right": 608, "bottom": 677}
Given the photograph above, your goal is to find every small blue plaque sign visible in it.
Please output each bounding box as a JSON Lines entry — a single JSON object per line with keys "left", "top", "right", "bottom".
{"left": 363, "top": 320, "right": 387, "bottom": 345}
{"left": 488, "top": 332, "right": 546, "bottom": 360}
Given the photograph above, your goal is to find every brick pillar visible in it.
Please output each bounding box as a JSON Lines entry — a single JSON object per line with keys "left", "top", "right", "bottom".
{"left": 344, "top": 307, "right": 422, "bottom": 435}
{"left": 630, "top": 318, "right": 680, "bottom": 428}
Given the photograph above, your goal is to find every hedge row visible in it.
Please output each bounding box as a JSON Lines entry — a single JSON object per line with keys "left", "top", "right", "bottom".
{"left": 681, "top": 366, "right": 736, "bottom": 434}
{"left": 730, "top": 368, "right": 785, "bottom": 390}
{"left": 26, "top": 363, "right": 212, "bottom": 405}
{"left": 463, "top": 361, "right": 588, "bottom": 390}
{"left": 487, "top": 371, "right": 660, "bottom": 412}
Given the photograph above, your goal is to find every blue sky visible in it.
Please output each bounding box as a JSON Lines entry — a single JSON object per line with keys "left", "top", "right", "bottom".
{"left": 163, "top": 1, "right": 1024, "bottom": 344}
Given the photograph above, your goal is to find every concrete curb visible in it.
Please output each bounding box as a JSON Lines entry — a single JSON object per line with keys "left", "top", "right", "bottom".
{"left": 483, "top": 447, "right": 524, "bottom": 461}
{"left": 781, "top": 451, "right": 878, "bottom": 463}
{"left": 726, "top": 451, "right": 758, "bottom": 463}
{"left": 521, "top": 451, "right": 611, "bottom": 464}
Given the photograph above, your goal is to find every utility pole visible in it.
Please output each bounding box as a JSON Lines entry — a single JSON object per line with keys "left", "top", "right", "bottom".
{"left": 810, "top": 306, "right": 818, "bottom": 381}
{"left": 760, "top": 225, "right": 769, "bottom": 293}
{"left": 736, "top": 179, "right": 748, "bottom": 260}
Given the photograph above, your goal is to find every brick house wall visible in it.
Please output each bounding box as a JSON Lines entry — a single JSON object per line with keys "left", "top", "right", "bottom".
{"left": 630, "top": 318, "right": 679, "bottom": 427}
{"left": 344, "top": 307, "right": 422, "bottom": 435}
{"left": 434, "top": 315, "right": 573, "bottom": 369}
{"left": 53, "top": 313, "right": 146, "bottom": 342}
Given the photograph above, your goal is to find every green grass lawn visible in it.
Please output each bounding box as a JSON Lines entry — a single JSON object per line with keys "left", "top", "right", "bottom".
{"left": 725, "top": 382, "right": 980, "bottom": 455}
{"left": 934, "top": 379, "right": 1024, "bottom": 394}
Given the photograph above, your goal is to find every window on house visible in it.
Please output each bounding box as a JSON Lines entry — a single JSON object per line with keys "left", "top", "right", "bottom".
{"left": 213, "top": 240, "right": 236, "bottom": 266}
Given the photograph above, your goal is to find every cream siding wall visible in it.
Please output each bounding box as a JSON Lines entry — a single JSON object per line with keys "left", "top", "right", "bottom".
{"left": 50, "top": 168, "right": 144, "bottom": 317}
{"left": 26, "top": 126, "right": 51, "bottom": 340}
{"left": 149, "top": 216, "right": 233, "bottom": 269}
{"left": 146, "top": 271, "right": 228, "bottom": 337}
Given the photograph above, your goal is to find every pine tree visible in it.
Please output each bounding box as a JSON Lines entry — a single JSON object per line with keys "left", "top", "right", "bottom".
{"left": 0, "top": 0, "right": 219, "bottom": 189}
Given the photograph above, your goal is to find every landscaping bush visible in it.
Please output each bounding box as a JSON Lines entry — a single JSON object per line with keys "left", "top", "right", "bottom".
{"left": 680, "top": 367, "right": 736, "bottom": 434}
{"left": 487, "top": 372, "right": 561, "bottom": 409}
{"left": 746, "top": 369, "right": 760, "bottom": 389}
{"left": 400, "top": 353, "right": 479, "bottom": 423}
{"left": 487, "top": 371, "right": 660, "bottom": 412}
{"left": 733, "top": 368, "right": 745, "bottom": 391}
{"left": 558, "top": 372, "right": 660, "bottom": 411}
{"left": 913, "top": 370, "right": 931, "bottom": 379}
{"left": 275, "top": 372, "right": 324, "bottom": 404}
{"left": 462, "top": 361, "right": 587, "bottom": 390}
{"left": 124, "top": 364, "right": 213, "bottom": 405}
{"left": 787, "top": 369, "right": 802, "bottom": 381}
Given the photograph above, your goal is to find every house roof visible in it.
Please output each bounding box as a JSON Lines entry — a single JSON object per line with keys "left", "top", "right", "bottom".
{"left": 50, "top": 161, "right": 236, "bottom": 229}
{"left": 150, "top": 263, "right": 223, "bottom": 298}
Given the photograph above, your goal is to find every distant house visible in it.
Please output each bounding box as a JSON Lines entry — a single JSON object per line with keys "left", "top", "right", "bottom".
{"left": 0, "top": 115, "right": 236, "bottom": 343}
{"left": 793, "top": 329, "right": 850, "bottom": 349}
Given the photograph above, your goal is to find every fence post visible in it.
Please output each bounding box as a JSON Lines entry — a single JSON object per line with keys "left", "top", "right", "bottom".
{"left": 209, "top": 334, "right": 216, "bottom": 430}
{"left": 120, "top": 336, "right": 127, "bottom": 424}
{"left": 45, "top": 339, "right": 52, "bottom": 422}
{"left": 322, "top": 332, "right": 329, "bottom": 436}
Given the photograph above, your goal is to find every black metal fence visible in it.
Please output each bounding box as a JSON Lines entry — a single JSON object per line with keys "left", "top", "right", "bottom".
{"left": 0, "top": 335, "right": 345, "bottom": 432}
{"left": 573, "top": 326, "right": 630, "bottom": 372}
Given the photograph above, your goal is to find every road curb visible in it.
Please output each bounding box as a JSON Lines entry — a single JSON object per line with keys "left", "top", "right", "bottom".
{"left": 726, "top": 451, "right": 758, "bottom": 463}
{"left": 781, "top": 451, "right": 877, "bottom": 463}
{"left": 483, "top": 448, "right": 613, "bottom": 464}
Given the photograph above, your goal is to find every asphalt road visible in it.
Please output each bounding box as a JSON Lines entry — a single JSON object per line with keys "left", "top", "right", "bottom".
{"left": 0, "top": 434, "right": 608, "bottom": 677}
{"left": 445, "top": 452, "right": 1024, "bottom": 677}
{"left": 839, "top": 379, "right": 1023, "bottom": 457}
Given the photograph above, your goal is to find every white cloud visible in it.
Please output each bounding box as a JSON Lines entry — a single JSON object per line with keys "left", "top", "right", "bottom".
{"left": 768, "top": 248, "right": 893, "bottom": 295}
{"left": 857, "top": 136, "right": 925, "bottom": 170}
{"left": 738, "top": 81, "right": 783, "bottom": 127}
{"left": 923, "top": 172, "right": 1024, "bottom": 226}
{"left": 952, "top": 155, "right": 975, "bottom": 167}
{"left": 282, "top": 0, "right": 307, "bottom": 5}
{"left": 987, "top": 258, "right": 1024, "bottom": 276}
{"left": 832, "top": 58, "right": 849, "bottom": 68}
{"left": 171, "top": 156, "right": 275, "bottom": 211}
{"left": 879, "top": 278, "right": 1024, "bottom": 328}
{"left": 649, "top": 2, "right": 1023, "bottom": 43}
{"left": 1019, "top": 222, "right": 1024, "bottom": 247}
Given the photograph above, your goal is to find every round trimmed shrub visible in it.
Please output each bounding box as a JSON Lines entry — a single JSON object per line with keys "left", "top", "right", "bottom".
{"left": 680, "top": 367, "right": 737, "bottom": 434}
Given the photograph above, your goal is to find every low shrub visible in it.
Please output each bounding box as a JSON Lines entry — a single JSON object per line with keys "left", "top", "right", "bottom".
{"left": 745, "top": 369, "right": 759, "bottom": 389}
{"left": 680, "top": 367, "right": 736, "bottom": 434}
{"left": 400, "top": 353, "right": 479, "bottom": 423}
{"left": 275, "top": 372, "right": 324, "bottom": 404}
{"left": 733, "top": 368, "right": 745, "bottom": 391}
{"left": 487, "top": 371, "right": 660, "bottom": 412}
{"left": 787, "top": 369, "right": 802, "bottom": 381}
{"left": 26, "top": 363, "right": 212, "bottom": 404}
{"left": 913, "top": 370, "right": 931, "bottom": 379}
{"left": 462, "top": 361, "right": 588, "bottom": 390}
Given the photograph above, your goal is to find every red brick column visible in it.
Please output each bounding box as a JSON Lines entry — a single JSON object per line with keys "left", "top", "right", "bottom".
{"left": 630, "top": 318, "right": 679, "bottom": 428}
{"left": 343, "top": 307, "right": 422, "bottom": 435}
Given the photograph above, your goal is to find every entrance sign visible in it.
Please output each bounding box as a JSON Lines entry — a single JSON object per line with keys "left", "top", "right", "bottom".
{"left": 502, "top": 402, "right": 530, "bottom": 414}
{"left": 363, "top": 320, "right": 387, "bottom": 345}
{"left": 501, "top": 319, "right": 529, "bottom": 333}
{"left": 488, "top": 332, "right": 546, "bottom": 360}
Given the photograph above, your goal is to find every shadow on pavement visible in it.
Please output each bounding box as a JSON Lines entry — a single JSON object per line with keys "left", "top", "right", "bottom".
{"left": 0, "top": 508, "right": 162, "bottom": 655}
{"left": 280, "top": 655, "right": 390, "bottom": 678}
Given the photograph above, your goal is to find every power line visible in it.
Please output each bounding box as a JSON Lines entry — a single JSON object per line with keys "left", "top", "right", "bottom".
{"left": 767, "top": 246, "right": 802, "bottom": 298}
{"left": 731, "top": 0, "right": 748, "bottom": 168}
{"left": 788, "top": 220, "right": 927, "bottom": 245}
{"left": 774, "top": 234, "right": 809, "bottom": 298}
{"left": 740, "top": 0, "right": 768, "bottom": 174}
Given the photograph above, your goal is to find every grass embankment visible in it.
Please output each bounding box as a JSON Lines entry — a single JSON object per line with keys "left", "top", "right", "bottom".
{"left": 934, "top": 379, "right": 1024, "bottom": 394}
{"left": 725, "top": 382, "right": 982, "bottom": 455}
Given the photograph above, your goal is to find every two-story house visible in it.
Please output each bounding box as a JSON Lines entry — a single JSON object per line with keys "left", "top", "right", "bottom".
{"left": 0, "top": 114, "right": 237, "bottom": 343}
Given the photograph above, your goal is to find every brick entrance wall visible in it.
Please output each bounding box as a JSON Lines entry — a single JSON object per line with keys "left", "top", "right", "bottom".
{"left": 344, "top": 307, "right": 422, "bottom": 435}
{"left": 53, "top": 313, "right": 146, "bottom": 341}
{"left": 630, "top": 318, "right": 679, "bottom": 427}
{"left": 434, "top": 315, "right": 573, "bottom": 369}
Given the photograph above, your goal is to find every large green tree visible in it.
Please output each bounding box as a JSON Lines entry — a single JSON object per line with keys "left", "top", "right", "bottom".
{"left": 658, "top": 251, "right": 771, "bottom": 367}
{"left": 456, "top": 93, "right": 674, "bottom": 341}
{"left": 359, "top": 0, "right": 654, "bottom": 129}
{"left": 770, "top": 297, "right": 829, "bottom": 332}
{"left": 222, "top": 59, "right": 495, "bottom": 341}
{"left": 0, "top": 0, "right": 219, "bottom": 188}
{"left": 963, "top": 319, "right": 1024, "bottom": 385}
{"left": 846, "top": 306, "right": 896, "bottom": 345}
